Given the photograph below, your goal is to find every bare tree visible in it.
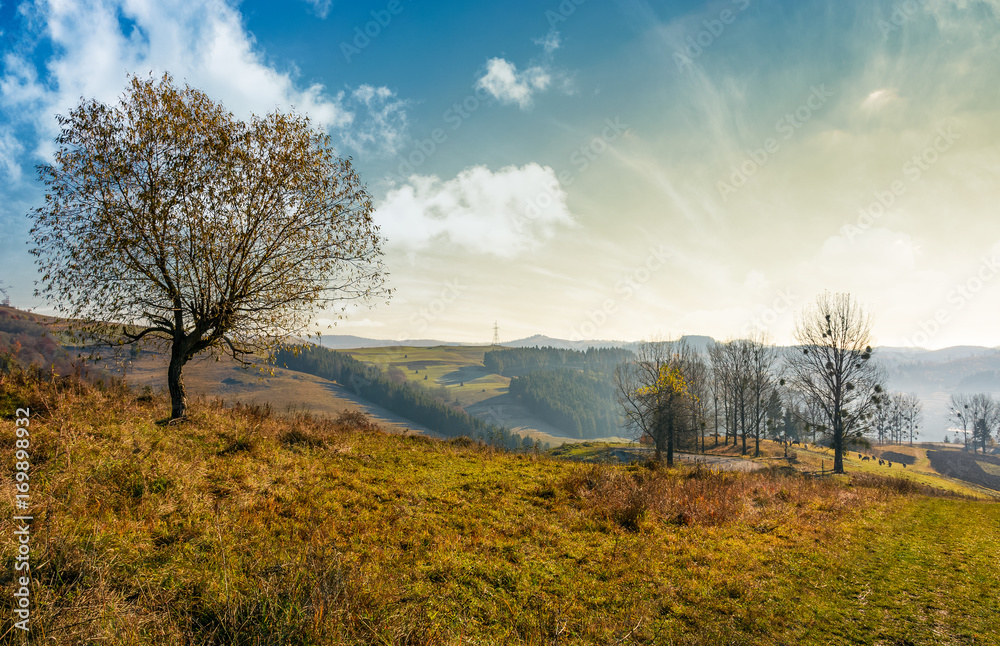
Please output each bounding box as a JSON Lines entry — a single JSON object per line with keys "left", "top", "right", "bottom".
{"left": 614, "top": 339, "right": 702, "bottom": 466}
{"left": 707, "top": 333, "right": 777, "bottom": 456}
{"left": 898, "top": 392, "right": 923, "bottom": 445}
{"left": 784, "top": 292, "right": 883, "bottom": 473}
{"left": 30, "top": 74, "right": 389, "bottom": 420}
{"left": 745, "top": 332, "right": 780, "bottom": 457}
{"left": 949, "top": 393, "right": 972, "bottom": 450}
{"left": 709, "top": 340, "right": 745, "bottom": 450}
{"left": 950, "top": 393, "right": 999, "bottom": 453}
{"left": 871, "top": 390, "right": 897, "bottom": 446}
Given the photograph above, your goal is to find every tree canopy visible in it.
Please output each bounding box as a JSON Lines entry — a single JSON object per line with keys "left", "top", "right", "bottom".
{"left": 30, "top": 74, "right": 389, "bottom": 418}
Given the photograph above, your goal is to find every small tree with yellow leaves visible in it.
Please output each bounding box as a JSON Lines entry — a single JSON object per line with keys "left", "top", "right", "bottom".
{"left": 615, "top": 339, "right": 703, "bottom": 466}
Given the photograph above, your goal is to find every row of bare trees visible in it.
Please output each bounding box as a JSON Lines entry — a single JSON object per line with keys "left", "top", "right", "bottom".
{"left": 949, "top": 393, "right": 1000, "bottom": 454}
{"left": 707, "top": 333, "right": 779, "bottom": 459}
{"left": 870, "top": 391, "right": 923, "bottom": 446}
{"left": 614, "top": 292, "right": 928, "bottom": 474}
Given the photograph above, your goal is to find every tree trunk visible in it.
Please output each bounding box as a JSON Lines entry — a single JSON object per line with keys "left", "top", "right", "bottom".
{"left": 666, "top": 416, "right": 674, "bottom": 467}
{"left": 833, "top": 420, "right": 845, "bottom": 473}
{"left": 741, "top": 415, "right": 747, "bottom": 455}
{"left": 167, "top": 348, "right": 189, "bottom": 420}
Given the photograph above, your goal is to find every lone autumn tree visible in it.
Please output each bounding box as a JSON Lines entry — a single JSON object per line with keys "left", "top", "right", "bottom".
{"left": 785, "top": 292, "right": 883, "bottom": 473}
{"left": 30, "top": 74, "right": 389, "bottom": 420}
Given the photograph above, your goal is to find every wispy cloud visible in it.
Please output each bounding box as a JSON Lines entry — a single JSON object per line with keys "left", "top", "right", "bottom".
{"left": 339, "top": 85, "right": 409, "bottom": 157}
{"left": 533, "top": 29, "right": 561, "bottom": 54}
{"left": 301, "top": 0, "right": 332, "bottom": 19}
{"left": 0, "top": 127, "right": 23, "bottom": 183}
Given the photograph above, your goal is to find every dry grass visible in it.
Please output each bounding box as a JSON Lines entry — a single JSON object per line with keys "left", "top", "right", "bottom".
{"left": 1, "top": 361, "right": 999, "bottom": 645}
{"left": 559, "top": 462, "right": 892, "bottom": 532}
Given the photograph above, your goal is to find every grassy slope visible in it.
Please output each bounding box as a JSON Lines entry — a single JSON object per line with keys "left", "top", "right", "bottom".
{"left": 342, "top": 346, "right": 507, "bottom": 408}
{"left": 2, "top": 368, "right": 999, "bottom": 645}
{"left": 121, "top": 349, "right": 442, "bottom": 437}
{"left": 343, "top": 346, "right": 631, "bottom": 446}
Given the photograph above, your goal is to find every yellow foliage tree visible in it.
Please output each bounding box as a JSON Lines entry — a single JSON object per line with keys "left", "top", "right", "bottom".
{"left": 615, "top": 340, "right": 703, "bottom": 466}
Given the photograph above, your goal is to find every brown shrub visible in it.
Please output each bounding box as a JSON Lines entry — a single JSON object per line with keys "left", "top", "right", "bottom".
{"left": 334, "top": 409, "right": 379, "bottom": 432}
{"left": 558, "top": 463, "right": 874, "bottom": 530}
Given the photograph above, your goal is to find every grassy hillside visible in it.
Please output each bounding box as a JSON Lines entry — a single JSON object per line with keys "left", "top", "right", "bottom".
{"left": 343, "top": 346, "right": 631, "bottom": 445}
{"left": 2, "top": 363, "right": 999, "bottom": 644}
{"left": 551, "top": 439, "right": 999, "bottom": 499}
{"left": 122, "top": 348, "right": 442, "bottom": 437}
{"left": 341, "top": 346, "right": 508, "bottom": 407}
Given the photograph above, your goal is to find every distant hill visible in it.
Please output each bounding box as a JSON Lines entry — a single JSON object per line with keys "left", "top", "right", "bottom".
{"left": 312, "top": 333, "right": 635, "bottom": 351}
{"left": 8, "top": 304, "right": 1000, "bottom": 443}
{"left": 313, "top": 333, "right": 715, "bottom": 352}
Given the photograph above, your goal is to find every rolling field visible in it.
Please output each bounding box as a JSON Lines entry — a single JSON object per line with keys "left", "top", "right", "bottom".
{"left": 341, "top": 346, "right": 506, "bottom": 407}
{"left": 343, "top": 346, "right": 631, "bottom": 446}
{"left": 120, "top": 349, "right": 442, "bottom": 437}
{"left": 2, "top": 367, "right": 999, "bottom": 645}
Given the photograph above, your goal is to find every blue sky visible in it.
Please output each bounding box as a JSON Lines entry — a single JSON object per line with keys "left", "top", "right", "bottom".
{"left": 2, "top": 0, "right": 1000, "bottom": 348}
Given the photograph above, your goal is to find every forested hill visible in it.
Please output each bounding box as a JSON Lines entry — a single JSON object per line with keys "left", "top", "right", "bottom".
{"left": 0, "top": 306, "right": 72, "bottom": 373}
{"left": 275, "top": 344, "right": 526, "bottom": 448}
{"left": 483, "top": 346, "right": 634, "bottom": 377}
{"left": 484, "top": 346, "right": 631, "bottom": 439}
{"left": 508, "top": 369, "right": 619, "bottom": 439}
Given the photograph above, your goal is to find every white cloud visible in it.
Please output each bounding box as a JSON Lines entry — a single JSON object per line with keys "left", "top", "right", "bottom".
{"left": 475, "top": 30, "right": 572, "bottom": 110}
{"left": 339, "top": 84, "right": 409, "bottom": 157}
{"left": 475, "top": 58, "right": 554, "bottom": 110}
{"left": 0, "top": 0, "right": 406, "bottom": 163}
{"left": 534, "top": 30, "right": 561, "bottom": 54}
{"left": 301, "top": 0, "right": 332, "bottom": 19}
{"left": 860, "top": 88, "right": 900, "bottom": 112}
{"left": 375, "top": 164, "right": 577, "bottom": 258}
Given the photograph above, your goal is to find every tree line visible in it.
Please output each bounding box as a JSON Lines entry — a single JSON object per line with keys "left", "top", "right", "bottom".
{"left": 949, "top": 392, "right": 1000, "bottom": 453}
{"left": 614, "top": 293, "right": 953, "bottom": 473}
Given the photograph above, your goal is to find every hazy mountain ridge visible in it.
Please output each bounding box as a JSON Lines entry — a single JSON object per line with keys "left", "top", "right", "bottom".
{"left": 317, "top": 332, "right": 1000, "bottom": 440}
